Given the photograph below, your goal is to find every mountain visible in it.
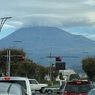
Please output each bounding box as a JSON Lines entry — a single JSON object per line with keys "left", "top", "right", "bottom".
{"left": 0, "top": 26, "right": 95, "bottom": 72}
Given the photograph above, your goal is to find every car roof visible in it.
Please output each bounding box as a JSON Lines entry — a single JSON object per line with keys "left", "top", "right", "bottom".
{"left": 0, "top": 77, "right": 29, "bottom": 80}
{"left": 29, "top": 79, "right": 36, "bottom": 80}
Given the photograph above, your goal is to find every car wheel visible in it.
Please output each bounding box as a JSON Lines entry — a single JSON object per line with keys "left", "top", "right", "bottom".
{"left": 47, "top": 90, "right": 53, "bottom": 94}
{"left": 40, "top": 87, "right": 45, "bottom": 93}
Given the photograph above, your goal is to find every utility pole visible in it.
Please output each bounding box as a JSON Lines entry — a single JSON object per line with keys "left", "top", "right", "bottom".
{"left": 12, "top": 41, "right": 22, "bottom": 48}
{"left": 46, "top": 52, "right": 54, "bottom": 84}
{"left": 7, "top": 50, "right": 11, "bottom": 76}
{"left": 6, "top": 41, "right": 21, "bottom": 76}
{"left": 46, "top": 54, "right": 79, "bottom": 83}
{"left": 6, "top": 50, "right": 24, "bottom": 76}
{"left": 0, "top": 17, "right": 12, "bottom": 76}
{"left": 0, "top": 17, "right": 12, "bottom": 32}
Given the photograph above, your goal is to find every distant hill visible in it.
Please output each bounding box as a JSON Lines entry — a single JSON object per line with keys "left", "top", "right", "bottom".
{"left": 0, "top": 26, "right": 95, "bottom": 73}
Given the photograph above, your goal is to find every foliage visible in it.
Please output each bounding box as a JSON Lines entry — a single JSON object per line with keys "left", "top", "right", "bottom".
{"left": 69, "top": 73, "right": 80, "bottom": 80}
{"left": 59, "top": 72, "right": 64, "bottom": 80}
{"left": 82, "top": 57, "right": 95, "bottom": 80}
{"left": 0, "top": 48, "right": 58, "bottom": 83}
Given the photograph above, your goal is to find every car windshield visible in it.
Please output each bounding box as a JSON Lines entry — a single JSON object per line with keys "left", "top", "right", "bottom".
{"left": 65, "top": 83, "right": 92, "bottom": 93}
{"left": 0, "top": 80, "right": 26, "bottom": 90}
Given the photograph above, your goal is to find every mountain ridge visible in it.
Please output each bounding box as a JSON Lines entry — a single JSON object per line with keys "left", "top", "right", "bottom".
{"left": 0, "top": 26, "right": 95, "bottom": 73}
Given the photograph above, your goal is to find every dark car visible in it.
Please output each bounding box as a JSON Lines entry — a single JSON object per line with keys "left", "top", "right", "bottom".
{"left": 0, "top": 82, "right": 27, "bottom": 95}
{"left": 58, "top": 80, "right": 93, "bottom": 95}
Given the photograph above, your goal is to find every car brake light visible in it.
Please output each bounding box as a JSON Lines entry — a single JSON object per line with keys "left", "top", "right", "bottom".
{"left": 4, "top": 77, "right": 10, "bottom": 80}
{"left": 76, "top": 81, "right": 81, "bottom": 84}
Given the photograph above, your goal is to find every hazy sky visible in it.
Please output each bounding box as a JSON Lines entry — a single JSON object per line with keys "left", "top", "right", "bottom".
{"left": 0, "top": 0, "right": 95, "bottom": 40}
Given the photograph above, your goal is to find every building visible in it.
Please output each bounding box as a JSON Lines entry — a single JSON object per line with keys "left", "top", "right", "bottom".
{"left": 56, "top": 69, "right": 76, "bottom": 81}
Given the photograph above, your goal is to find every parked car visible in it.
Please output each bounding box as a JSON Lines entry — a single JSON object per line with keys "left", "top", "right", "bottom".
{"left": 58, "top": 80, "right": 93, "bottom": 95}
{"left": 0, "top": 82, "right": 27, "bottom": 95}
{"left": 29, "top": 79, "right": 48, "bottom": 93}
{"left": 87, "top": 88, "right": 95, "bottom": 95}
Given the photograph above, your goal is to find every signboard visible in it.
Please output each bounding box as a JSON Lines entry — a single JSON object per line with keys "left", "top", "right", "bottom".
{"left": 55, "top": 62, "right": 66, "bottom": 70}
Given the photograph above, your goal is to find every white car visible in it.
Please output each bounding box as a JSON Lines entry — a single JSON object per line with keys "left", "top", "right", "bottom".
{"left": 0, "top": 82, "right": 27, "bottom": 95}
{"left": 87, "top": 88, "right": 95, "bottom": 95}
{"left": 0, "top": 77, "right": 32, "bottom": 95}
{"left": 29, "top": 79, "right": 48, "bottom": 93}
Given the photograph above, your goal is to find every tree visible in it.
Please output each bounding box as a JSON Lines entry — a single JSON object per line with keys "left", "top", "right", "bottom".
{"left": 82, "top": 57, "right": 95, "bottom": 80}
{"left": 0, "top": 48, "right": 26, "bottom": 76}
{"left": 0, "top": 48, "right": 50, "bottom": 82}
{"left": 70, "top": 74, "right": 80, "bottom": 80}
{"left": 59, "top": 72, "right": 64, "bottom": 80}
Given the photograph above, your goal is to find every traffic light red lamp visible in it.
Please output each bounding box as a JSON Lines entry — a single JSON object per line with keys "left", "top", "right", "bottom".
{"left": 56, "top": 57, "right": 62, "bottom": 61}
{"left": 18, "top": 55, "right": 25, "bottom": 60}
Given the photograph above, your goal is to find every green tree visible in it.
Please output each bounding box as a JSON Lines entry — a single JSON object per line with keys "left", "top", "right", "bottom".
{"left": 0, "top": 48, "right": 50, "bottom": 83}
{"left": 0, "top": 48, "right": 26, "bottom": 76}
{"left": 70, "top": 74, "right": 80, "bottom": 80}
{"left": 82, "top": 57, "right": 95, "bottom": 80}
{"left": 59, "top": 72, "right": 64, "bottom": 80}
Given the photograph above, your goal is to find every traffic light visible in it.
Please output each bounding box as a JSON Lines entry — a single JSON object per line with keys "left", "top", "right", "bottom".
{"left": 56, "top": 57, "right": 62, "bottom": 61}
{"left": 18, "top": 55, "right": 25, "bottom": 60}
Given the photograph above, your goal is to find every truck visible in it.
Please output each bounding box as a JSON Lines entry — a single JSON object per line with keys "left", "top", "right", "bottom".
{"left": 0, "top": 77, "right": 33, "bottom": 95}
{"left": 44, "top": 80, "right": 66, "bottom": 94}
{"left": 29, "top": 79, "right": 48, "bottom": 93}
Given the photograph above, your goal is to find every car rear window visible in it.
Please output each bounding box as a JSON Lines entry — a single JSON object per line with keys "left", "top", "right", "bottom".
{"left": 65, "top": 81, "right": 93, "bottom": 93}
{"left": 0, "top": 80, "right": 26, "bottom": 90}
{"left": 29, "top": 80, "right": 38, "bottom": 84}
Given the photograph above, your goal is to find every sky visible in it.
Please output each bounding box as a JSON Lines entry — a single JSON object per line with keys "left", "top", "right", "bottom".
{"left": 0, "top": 0, "right": 95, "bottom": 40}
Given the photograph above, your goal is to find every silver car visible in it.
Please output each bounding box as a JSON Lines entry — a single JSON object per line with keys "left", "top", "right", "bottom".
{"left": 87, "top": 88, "right": 95, "bottom": 95}
{"left": 0, "top": 82, "right": 27, "bottom": 95}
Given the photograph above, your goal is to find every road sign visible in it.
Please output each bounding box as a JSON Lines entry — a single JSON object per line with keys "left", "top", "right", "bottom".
{"left": 55, "top": 62, "right": 66, "bottom": 70}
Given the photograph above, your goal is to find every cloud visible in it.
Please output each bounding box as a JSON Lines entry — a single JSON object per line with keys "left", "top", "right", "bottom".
{"left": 0, "top": 0, "right": 95, "bottom": 40}
{"left": 0, "top": 0, "right": 95, "bottom": 28}
{"left": 83, "top": 0, "right": 95, "bottom": 5}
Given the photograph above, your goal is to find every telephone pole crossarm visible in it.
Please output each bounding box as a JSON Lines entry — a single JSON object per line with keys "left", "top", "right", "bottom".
{"left": 0, "top": 16, "right": 12, "bottom": 32}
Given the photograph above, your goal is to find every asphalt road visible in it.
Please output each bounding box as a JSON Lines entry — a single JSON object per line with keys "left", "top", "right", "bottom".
{"left": 35, "top": 92, "right": 58, "bottom": 95}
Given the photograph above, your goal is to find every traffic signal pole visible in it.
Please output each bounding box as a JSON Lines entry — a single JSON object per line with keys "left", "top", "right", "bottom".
{"left": 46, "top": 54, "right": 78, "bottom": 83}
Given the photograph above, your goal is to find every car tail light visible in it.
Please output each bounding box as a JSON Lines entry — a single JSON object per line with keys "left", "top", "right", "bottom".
{"left": 4, "top": 77, "right": 10, "bottom": 80}
{"left": 67, "top": 81, "right": 90, "bottom": 85}
{"left": 76, "top": 81, "right": 82, "bottom": 84}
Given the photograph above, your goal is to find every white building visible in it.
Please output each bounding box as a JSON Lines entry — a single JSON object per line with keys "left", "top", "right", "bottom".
{"left": 56, "top": 69, "right": 76, "bottom": 81}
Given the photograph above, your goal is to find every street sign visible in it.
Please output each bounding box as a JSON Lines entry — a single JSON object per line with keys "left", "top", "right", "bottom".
{"left": 55, "top": 62, "right": 66, "bottom": 70}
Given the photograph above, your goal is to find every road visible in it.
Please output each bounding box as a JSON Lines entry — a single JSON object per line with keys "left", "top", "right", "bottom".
{"left": 35, "top": 92, "right": 58, "bottom": 95}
